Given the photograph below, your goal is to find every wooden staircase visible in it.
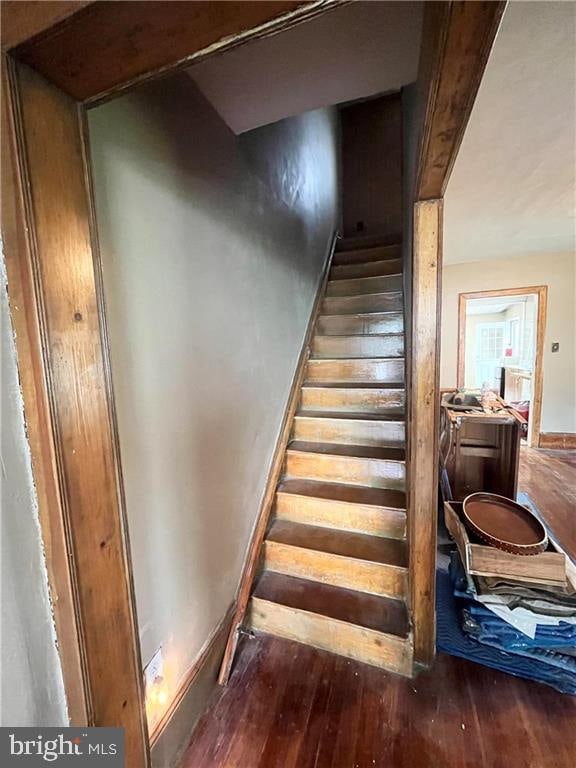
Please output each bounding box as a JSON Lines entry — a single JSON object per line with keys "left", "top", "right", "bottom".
{"left": 236, "top": 239, "right": 414, "bottom": 677}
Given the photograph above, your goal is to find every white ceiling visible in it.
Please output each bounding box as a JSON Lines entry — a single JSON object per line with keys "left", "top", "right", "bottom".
{"left": 188, "top": 1, "right": 423, "bottom": 134}
{"left": 466, "top": 296, "right": 533, "bottom": 316}
{"left": 444, "top": 1, "right": 576, "bottom": 265}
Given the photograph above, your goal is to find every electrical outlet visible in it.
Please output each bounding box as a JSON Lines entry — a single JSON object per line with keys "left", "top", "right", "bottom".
{"left": 144, "top": 646, "right": 163, "bottom": 690}
{"left": 552, "top": 342, "right": 560, "bottom": 353}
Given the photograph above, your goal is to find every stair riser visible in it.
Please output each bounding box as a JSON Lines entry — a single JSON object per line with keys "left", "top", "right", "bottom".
{"left": 330, "top": 258, "right": 403, "bottom": 281}
{"left": 326, "top": 274, "right": 403, "bottom": 297}
{"left": 286, "top": 451, "right": 405, "bottom": 491}
{"left": 333, "top": 245, "right": 402, "bottom": 266}
{"left": 300, "top": 387, "right": 405, "bottom": 413}
{"left": 311, "top": 334, "right": 404, "bottom": 359}
{"left": 321, "top": 292, "right": 403, "bottom": 315}
{"left": 264, "top": 542, "right": 407, "bottom": 599}
{"left": 275, "top": 493, "right": 407, "bottom": 540}
{"left": 248, "top": 597, "right": 413, "bottom": 675}
{"left": 293, "top": 417, "right": 405, "bottom": 447}
{"left": 306, "top": 358, "right": 404, "bottom": 384}
{"left": 316, "top": 312, "right": 404, "bottom": 336}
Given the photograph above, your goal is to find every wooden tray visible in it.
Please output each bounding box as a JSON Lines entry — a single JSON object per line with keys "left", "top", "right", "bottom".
{"left": 444, "top": 501, "right": 575, "bottom": 588}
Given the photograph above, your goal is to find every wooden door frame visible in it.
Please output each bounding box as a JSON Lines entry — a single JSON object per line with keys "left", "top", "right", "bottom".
{"left": 456, "top": 286, "right": 548, "bottom": 447}
{"left": 407, "top": 0, "right": 506, "bottom": 668}
{"left": 1, "top": 0, "right": 506, "bottom": 760}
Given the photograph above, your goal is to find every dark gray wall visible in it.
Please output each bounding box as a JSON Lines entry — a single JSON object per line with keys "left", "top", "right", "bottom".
{"left": 341, "top": 93, "right": 402, "bottom": 240}
{"left": 88, "top": 73, "right": 339, "bottom": 739}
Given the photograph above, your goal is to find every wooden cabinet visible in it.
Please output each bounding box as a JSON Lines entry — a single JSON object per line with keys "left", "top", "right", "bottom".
{"left": 440, "top": 394, "right": 526, "bottom": 501}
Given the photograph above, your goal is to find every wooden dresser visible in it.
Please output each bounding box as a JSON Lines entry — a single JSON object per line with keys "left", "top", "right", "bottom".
{"left": 440, "top": 392, "right": 527, "bottom": 501}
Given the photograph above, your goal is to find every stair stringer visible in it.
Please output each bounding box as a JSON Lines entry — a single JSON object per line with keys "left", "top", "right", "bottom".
{"left": 218, "top": 231, "right": 338, "bottom": 685}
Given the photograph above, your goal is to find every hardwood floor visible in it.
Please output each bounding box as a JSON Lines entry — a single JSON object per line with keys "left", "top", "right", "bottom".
{"left": 518, "top": 446, "right": 576, "bottom": 561}
{"left": 180, "top": 634, "right": 575, "bottom": 768}
{"left": 179, "top": 446, "right": 576, "bottom": 768}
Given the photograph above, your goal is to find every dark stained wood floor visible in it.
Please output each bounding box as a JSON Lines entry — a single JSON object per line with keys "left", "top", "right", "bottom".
{"left": 518, "top": 446, "right": 576, "bottom": 561}
{"left": 180, "top": 447, "right": 576, "bottom": 768}
{"left": 181, "top": 634, "right": 575, "bottom": 768}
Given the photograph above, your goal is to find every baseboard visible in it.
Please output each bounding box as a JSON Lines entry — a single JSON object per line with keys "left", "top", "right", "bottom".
{"left": 150, "top": 604, "right": 235, "bottom": 768}
{"left": 538, "top": 432, "right": 576, "bottom": 449}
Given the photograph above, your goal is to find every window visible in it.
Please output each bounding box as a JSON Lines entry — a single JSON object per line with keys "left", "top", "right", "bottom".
{"left": 478, "top": 323, "right": 504, "bottom": 361}
{"left": 507, "top": 317, "right": 520, "bottom": 358}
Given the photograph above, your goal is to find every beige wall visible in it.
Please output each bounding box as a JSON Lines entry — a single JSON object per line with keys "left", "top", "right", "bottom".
{"left": 441, "top": 252, "right": 576, "bottom": 434}
{"left": 1, "top": 261, "right": 68, "bottom": 726}
{"left": 88, "top": 74, "right": 339, "bottom": 733}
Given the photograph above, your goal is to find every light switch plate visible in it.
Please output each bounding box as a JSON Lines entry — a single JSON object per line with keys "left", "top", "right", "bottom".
{"left": 144, "top": 646, "right": 163, "bottom": 689}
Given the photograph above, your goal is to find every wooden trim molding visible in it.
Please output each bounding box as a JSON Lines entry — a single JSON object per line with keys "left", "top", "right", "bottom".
{"left": 456, "top": 286, "right": 548, "bottom": 448}
{"left": 3, "top": 60, "right": 149, "bottom": 765}
{"left": 539, "top": 433, "right": 576, "bottom": 450}
{"left": 218, "top": 232, "right": 338, "bottom": 685}
{"left": 150, "top": 605, "right": 235, "bottom": 751}
{"left": 1, "top": 1, "right": 94, "bottom": 51}
{"left": 12, "top": 0, "right": 347, "bottom": 104}
{"left": 416, "top": 1, "right": 506, "bottom": 200}
{"left": 408, "top": 199, "right": 443, "bottom": 668}
{"left": 1, "top": 54, "right": 88, "bottom": 726}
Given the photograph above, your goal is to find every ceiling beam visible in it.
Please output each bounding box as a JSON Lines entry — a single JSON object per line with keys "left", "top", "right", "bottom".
{"left": 416, "top": 0, "right": 507, "bottom": 201}
{"left": 12, "top": 0, "right": 346, "bottom": 104}
{"left": 1, "top": 1, "right": 94, "bottom": 51}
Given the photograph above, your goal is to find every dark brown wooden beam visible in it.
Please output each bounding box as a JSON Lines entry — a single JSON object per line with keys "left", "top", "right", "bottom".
{"left": 1, "top": 1, "right": 94, "bottom": 50}
{"left": 12, "top": 0, "right": 342, "bottom": 103}
{"left": 416, "top": 1, "right": 507, "bottom": 201}
{"left": 409, "top": 199, "right": 443, "bottom": 668}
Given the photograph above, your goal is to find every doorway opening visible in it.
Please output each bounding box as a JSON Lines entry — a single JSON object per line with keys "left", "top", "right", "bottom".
{"left": 457, "top": 286, "right": 547, "bottom": 447}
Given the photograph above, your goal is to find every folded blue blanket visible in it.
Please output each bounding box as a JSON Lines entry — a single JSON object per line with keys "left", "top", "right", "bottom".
{"left": 436, "top": 562, "right": 576, "bottom": 695}
{"left": 450, "top": 553, "right": 576, "bottom": 650}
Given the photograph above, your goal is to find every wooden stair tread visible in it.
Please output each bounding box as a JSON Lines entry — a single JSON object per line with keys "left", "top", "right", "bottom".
{"left": 319, "top": 310, "right": 403, "bottom": 317}
{"left": 321, "top": 291, "right": 403, "bottom": 315}
{"left": 288, "top": 441, "right": 405, "bottom": 461}
{"left": 277, "top": 479, "right": 406, "bottom": 509}
{"left": 252, "top": 572, "right": 409, "bottom": 637}
{"left": 300, "top": 387, "right": 405, "bottom": 416}
{"left": 311, "top": 334, "right": 404, "bottom": 360}
{"left": 335, "top": 238, "right": 401, "bottom": 252}
{"left": 316, "top": 311, "right": 404, "bottom": 336}
{"left": 330, "top": 258, "right": 403, "bottom": 280}
{"left": 305, "top": 358, "right": 405, "bottom": 386}
{"left": 302, "top": 382, "right": 405, "bottom": 390}
{"left": 307, "top": 356, "right": 404, "bottom": 364}
{"left": 313, "top": 332, "right": 404, "bottom": 338}
{"left": 336, "top": 235, "right": 401, "bottom": 249}
{"left": 296, "top": 411, "right": 404, "bottom": 422}
{"left": 334, "top": 240, "right": 402, "bottom": 263}
{"left": 267, "top": 520, "right": 407, "bottom": 567}
{"left": 326, "top": 274, "right": 403, "bottom": 298}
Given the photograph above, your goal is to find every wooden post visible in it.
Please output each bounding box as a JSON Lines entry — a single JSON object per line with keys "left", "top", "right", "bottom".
{"left": 409, "top": 199, "right": 443, "bottom": 667}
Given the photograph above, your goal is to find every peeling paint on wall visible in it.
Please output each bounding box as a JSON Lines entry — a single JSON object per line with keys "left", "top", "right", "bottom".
{"left": 0, "top": 249, "right": 68, "bottom": 726}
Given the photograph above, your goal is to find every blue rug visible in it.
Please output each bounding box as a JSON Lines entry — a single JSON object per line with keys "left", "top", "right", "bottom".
{"left": 436, "top": 493, "right": 576, "bottom": 695}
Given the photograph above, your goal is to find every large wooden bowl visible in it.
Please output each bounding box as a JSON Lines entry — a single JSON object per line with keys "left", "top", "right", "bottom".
{"left": 462, "top": 492, "right": 548, "bottom": 556}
